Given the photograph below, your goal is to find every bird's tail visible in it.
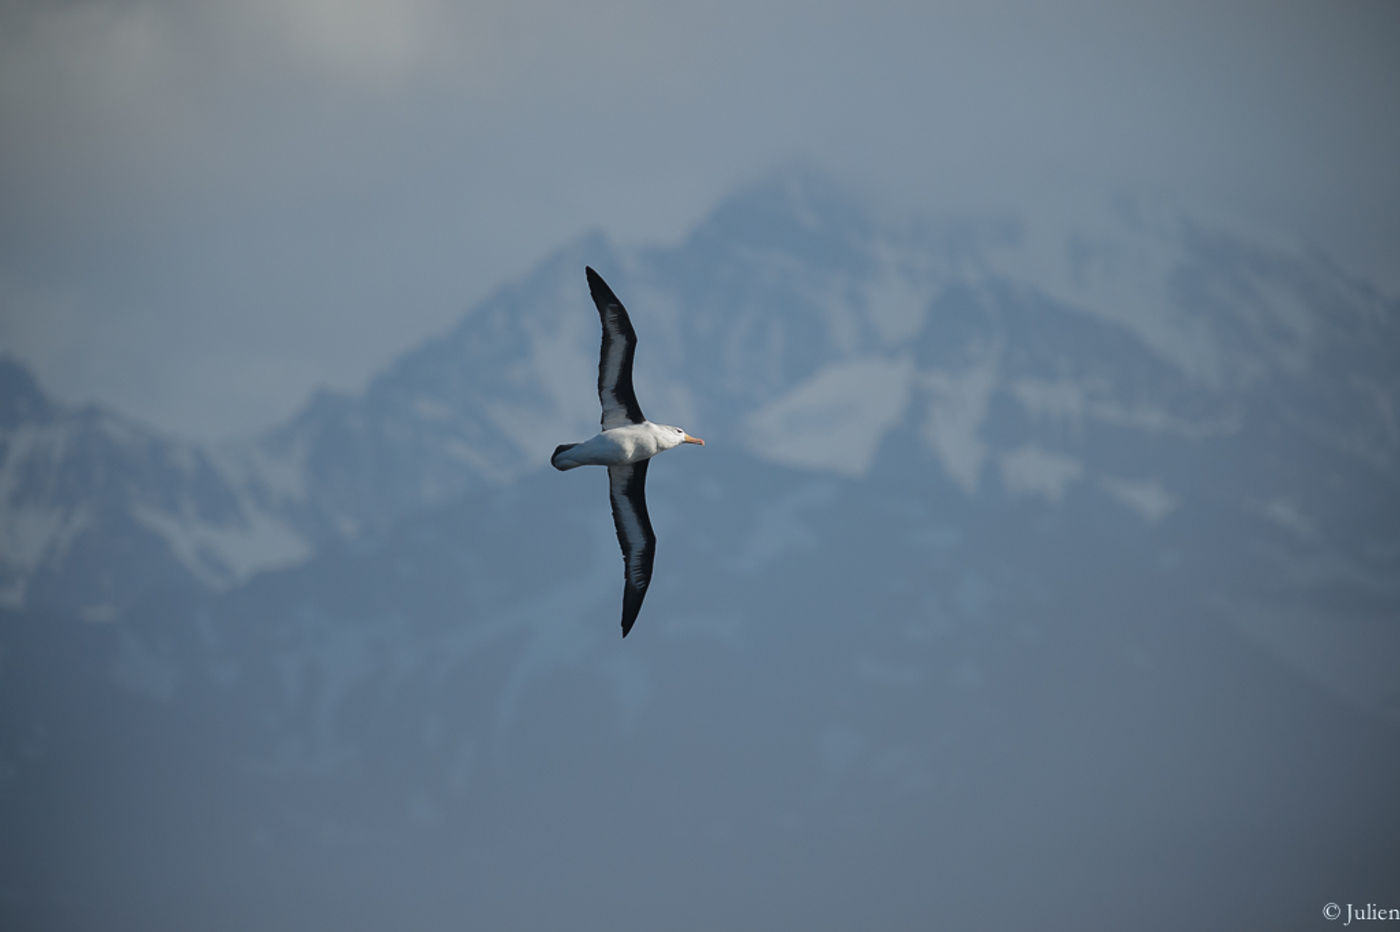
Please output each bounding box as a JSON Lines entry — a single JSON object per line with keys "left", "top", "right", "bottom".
{"left": 551, "top": 443, "right": 581, "bottom": 471}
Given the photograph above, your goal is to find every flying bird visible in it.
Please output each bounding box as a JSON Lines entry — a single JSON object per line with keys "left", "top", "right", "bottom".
{"left": 551, "top": 267, "right": 705, "bottom": 637}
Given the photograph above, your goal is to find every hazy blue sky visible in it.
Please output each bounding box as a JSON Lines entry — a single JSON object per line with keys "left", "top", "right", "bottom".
{"left": 2, "top": 0, "right": 1397, "bottom": 439}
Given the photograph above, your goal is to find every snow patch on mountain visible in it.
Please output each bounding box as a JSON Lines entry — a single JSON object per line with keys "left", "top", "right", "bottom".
{"left": 1009, "top": 375, "right": 1239, "bottom": 440}
{"left": 210, "top": 435, "right": 309, "bottom": 506}
{"left": 743, "top": 356, "right": 914, "bottom": 477}
{"left": 999, "top": 445, "right": 1084, "bottom": 503}
{"left": 1101, "top": 476, "right": 1177, "bottom": 523}
{"left": 918, "top": 346, "right": 1001, "bottom": 493}
{"left": 442, "top": 437, "right": 500, "bottom": 474}
{"left": 1088, "top": 399, "right": 1240, "bottom": 440}
{"left": 128, "top": 501, "right": 311, "bottom": 586}
{"left": 1253, "top": 498, "right": 1315, "bottom": 538}
{"left": 1009, "top": 377, "right": 1088, "bottom": 424}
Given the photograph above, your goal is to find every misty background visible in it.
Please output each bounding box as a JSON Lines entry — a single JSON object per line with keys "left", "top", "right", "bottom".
{"left": 2, "top": 2, "right": 1399, "bottom": 930}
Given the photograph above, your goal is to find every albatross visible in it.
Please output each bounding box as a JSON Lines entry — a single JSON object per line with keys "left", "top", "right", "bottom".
{"left": 551, "top": 267, "right": 705, "bottom": 637}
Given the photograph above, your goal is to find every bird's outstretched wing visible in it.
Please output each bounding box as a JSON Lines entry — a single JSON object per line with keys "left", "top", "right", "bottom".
{"left": 607, "top": 460, "right": 655, "bottom": 637}
{"left": 587, "top": 267, "right": 646, "bottom": 429}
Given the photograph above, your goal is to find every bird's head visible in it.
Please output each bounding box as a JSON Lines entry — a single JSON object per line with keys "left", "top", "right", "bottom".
{"left": 658, "top": 424, "right": 705, "bottom": 450}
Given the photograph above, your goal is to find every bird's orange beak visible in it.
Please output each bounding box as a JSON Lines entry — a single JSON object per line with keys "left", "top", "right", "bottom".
{"left": 683, "top": 433, "right": 705, "bottom": 445}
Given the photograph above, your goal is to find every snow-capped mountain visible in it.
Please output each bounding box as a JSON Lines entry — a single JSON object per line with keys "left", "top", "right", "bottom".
{"left": 2, "top": 168, "right": 1397, "bottom": 931}
{"left": 0, "top": 358, "right": 309, "bottom": 618}
{"left": 8, "top": 170, "right": 1395, "bottom": 622}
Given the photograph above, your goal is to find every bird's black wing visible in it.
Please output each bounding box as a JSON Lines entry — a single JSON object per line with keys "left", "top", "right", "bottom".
{"left": 587, "top": 267, "right": 646, "bottom": 429}
{"left": 607, "top": 460, "right": 655, "bottom": 637}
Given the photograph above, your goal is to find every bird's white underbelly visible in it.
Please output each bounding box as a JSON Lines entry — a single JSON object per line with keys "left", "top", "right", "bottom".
{"left": 558, "top": 426, "right": 660, "bottom": 467}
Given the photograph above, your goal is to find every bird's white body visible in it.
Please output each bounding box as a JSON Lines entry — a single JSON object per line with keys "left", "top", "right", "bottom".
{"left": 551, "top": 422, "right": 693, "bottom": 470}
